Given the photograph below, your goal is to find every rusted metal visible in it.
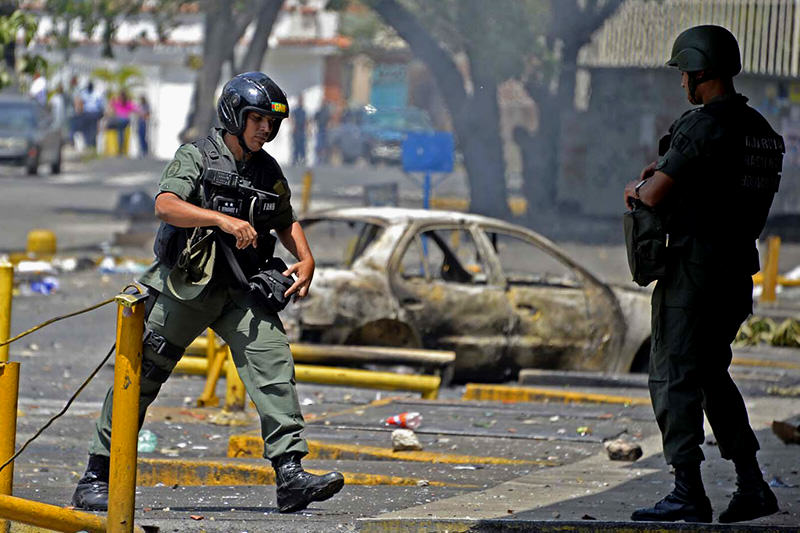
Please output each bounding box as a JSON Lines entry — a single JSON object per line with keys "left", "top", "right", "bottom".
{"left": 292, "top": 208, "right": 651, "bottom": 380}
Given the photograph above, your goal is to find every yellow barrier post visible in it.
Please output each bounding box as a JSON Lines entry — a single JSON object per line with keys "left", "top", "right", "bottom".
{"left": 0, "top": 262, "right": 13, "bottom": 533}
{"left": 301, "top": 169, "right": 313, "bottom": 214}
{"left": 25, "top": 230, "right": 57, "bottom": 257}
{"left": 0, "top": 362, "right": 19, "bottom": 533}
{"left": 0, "top": 262, "right": 12, "bottom": 363}
{"left": 224, "top": 348, "right": 246, "bottom": 411}
{"left": 108, "top": 288, "right": 147, "bottom": 533}
{"left": 761, "top": 236, "right": 781, "bottom": 303}
{"left": 197, "top": 334, "right": 227, "bottom": 408}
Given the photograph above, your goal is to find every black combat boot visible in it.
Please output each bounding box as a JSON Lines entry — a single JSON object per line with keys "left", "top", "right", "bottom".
{"left": 71, "top": 454, "right": 110, "bottom": 511}
{"left": 272, "top": 453, "right": 344, "bottom": 513}
{"left": 632, "top": 463, "right": 712, "bottom": 522}
{"left": 719, "top": 456, "right": 779, "bottom": 523}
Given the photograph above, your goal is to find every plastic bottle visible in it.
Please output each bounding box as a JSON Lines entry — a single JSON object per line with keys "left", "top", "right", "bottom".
{"left": 137, "top": 429, "right": 158, "bottom": 453}
{"left": 383, "top": 412, "right": 423, "bottom": 430}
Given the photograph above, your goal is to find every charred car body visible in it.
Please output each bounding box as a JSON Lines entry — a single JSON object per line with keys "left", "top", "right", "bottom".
{"left": 284, "top": 207, "right": 651, "bottom": 382}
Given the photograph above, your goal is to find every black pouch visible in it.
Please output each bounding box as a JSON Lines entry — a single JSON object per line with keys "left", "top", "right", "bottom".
{"left": 216, "top": 235, "right": 295, "bottom": 313}
{"left": 153, "top": 222, "right": 187, "bottom": 268}
{"left": 248, "top": 258, "right": 294, "bottom": 313}
{"left": 623, "top": 200, "right": 667, "bottom": 287}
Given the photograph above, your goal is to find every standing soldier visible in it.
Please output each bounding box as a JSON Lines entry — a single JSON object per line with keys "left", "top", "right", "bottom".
{"left": 624, "top": 25, "right": 785, "bottom": 523}
{"left": 71, "top": 72, "right": 344, "bottom": 513}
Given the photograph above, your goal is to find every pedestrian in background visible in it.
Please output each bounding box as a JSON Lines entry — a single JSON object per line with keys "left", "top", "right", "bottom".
{"left": 107, "top": 89, "right": 139, "bottom": 156}
{"left": 49, "top": 84, "right": 67, "bottom": 142}
{"left": 624, "top": 25, "right": 785, "bottom": 524}
{"left": 314, "top": 101, "right": 331, "bottom": 165}
{"left": 137, "top": 94, "right": 151, "bottom": 157}
{"left": 292, "top": 94, "right": 307, "bottom": 166}
{"left": 28, "top": 71, "right": 47, "bottom": 106}
{"left": 78, "top": 81, "right": 105, "bottom": 150}
{"left": 67, "top": 75, "right": 81, "bottom": 146}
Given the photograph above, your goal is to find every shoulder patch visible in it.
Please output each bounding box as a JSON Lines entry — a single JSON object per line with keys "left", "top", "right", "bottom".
{"left": 273, "top": 181, "right": 287, "bottom": 195}
{"left": 673, "top": 132, "right": 692, "bottom": 154}
{"left": 166, "top": 160, "right": 181, "bottom": 178}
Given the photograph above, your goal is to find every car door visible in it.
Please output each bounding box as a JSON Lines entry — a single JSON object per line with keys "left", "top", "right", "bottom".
{"left": 388, "top": 223, "right": 515, "bottom": 379}
{"left": 478, "top": 225, "right": 625, "bottom": 372}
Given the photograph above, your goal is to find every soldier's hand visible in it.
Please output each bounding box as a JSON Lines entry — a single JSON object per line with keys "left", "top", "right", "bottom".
{"left": 283, "top": 258, "right": 315, "bottom": 300}
{"left": 639, "top": 161, "right": 657, "bottom": 181}
{"left": 217, "top": 215, "right": 258, "bottom": 249}
{"left": 624, "top": 180, "right": 639, "bottom": 210}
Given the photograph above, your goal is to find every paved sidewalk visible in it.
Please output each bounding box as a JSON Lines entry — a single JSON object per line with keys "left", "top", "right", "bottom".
{"left": 359, "top": 395, "right": 800, "bottom": 532}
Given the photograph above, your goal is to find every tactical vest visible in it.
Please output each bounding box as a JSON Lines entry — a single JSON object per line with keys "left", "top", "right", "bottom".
{"left": 154, "top": 134, "right": 278, "bottom": 276}
{"left": 662, "top": 95, "right": 785, "bottom": 273}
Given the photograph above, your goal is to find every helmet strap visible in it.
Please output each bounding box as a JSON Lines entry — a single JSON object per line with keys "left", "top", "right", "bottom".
{"left": 236, "top": 133, "right": 254, "bottom": 159}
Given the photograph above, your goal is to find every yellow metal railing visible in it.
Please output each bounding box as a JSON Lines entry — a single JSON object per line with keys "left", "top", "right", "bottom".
{"left": 0, "top": 265, "right": 149, "bottom": 533}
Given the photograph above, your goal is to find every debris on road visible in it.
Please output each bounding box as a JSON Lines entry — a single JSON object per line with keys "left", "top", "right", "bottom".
{"left": 767, "top": 385, "right": 800, "bottom": 397}
{"left": 603, "top": 438, "right": 643, "bottom": 461}
{"left": 576, "top": 426, "right": 592, "bottom": 436}
{"left": 137, "top": 429, "right": 158, "bottom": 453}
{"left": 735, "top": 316, "right": 800, "bottom": 347}
{"left": 391, "top": 429, "right": 423, "bottom": 451}
{"left": 384, "top": 411, "right": 422, "bottom": 429}
{"left": 772, "top": 420, "right": 800, "bottom": 444}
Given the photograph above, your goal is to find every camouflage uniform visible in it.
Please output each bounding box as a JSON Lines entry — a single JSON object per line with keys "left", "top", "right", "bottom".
{"left": 89, "top": 128, "right": 308, "bottom": 461}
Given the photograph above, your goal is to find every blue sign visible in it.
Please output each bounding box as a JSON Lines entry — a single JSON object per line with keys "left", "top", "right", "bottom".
{"left": 402, "top": 132, "right": 454, "bottom": 173}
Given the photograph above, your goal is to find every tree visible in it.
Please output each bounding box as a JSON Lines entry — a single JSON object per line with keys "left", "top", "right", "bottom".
{"left": 0, "top": 4, "right": 42, "bottom": 89}
{"left": 182, "top": 0, "right": 284, "bottom": 142}
{"left": 91, "top": 64, "right": 142, "bottom": 95}
{"left": 337, "top": 0, "right": 545, "bottom": 219}
{"left": 515, "top": 0, "right": 624, "bottom": 216}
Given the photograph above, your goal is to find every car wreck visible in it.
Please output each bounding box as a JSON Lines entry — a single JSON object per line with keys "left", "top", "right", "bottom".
{"left": 282, "top": 207, "right": 652, "bottom": 382}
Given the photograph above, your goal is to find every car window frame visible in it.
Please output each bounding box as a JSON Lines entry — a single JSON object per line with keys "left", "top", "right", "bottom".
{"left": 474, "top": 224, "right": 609, "bottom": 291}
{"left": 390, "top": 221, "right": 503, "bottom": 287}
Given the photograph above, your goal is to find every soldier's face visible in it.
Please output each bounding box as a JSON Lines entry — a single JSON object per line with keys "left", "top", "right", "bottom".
{"left": 243, "top": 112, "right": 273, "bottom": 150}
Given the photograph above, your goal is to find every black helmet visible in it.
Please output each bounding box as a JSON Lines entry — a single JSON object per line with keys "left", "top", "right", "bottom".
{"left": 217, "top": 72, "right": 289, "bottom": 142}
{"left": 667, "top": 25, "right": 741, "bottom": 77}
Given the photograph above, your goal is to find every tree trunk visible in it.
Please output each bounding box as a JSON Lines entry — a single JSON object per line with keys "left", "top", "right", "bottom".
{"left": 183, "top": 0, "right": 272, "bottom": 142}
{"left": 102, "top": 16, "right": 115, "bottom": 58}
{"left": 517, "top": 0, "right": 623, "bottom": 218}
{"left": 237, "top": 0, "right": 283, "bottom": 73}
{"left": 371, "top": 0, "right": 510, "bottom": 219}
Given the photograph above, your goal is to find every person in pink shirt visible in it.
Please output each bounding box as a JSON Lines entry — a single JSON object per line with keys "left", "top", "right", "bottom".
{"left": 107, "top": 89, "right": 139, "bottom": 155}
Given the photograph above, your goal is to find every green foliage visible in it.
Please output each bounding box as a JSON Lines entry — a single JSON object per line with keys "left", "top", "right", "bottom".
{"left": 91, "top": 64, "right": 142, "bottom": 95}
{"left": 334, "top": 0, "right": 548, "bottom": 83}
{"left": 44, "top": 0, "right": 188, "bottom": 58}
{"left": 0, "top": 9, "right": 46, "bottom": 90}
{"left": 0, "top": 9, "right": 37, "bottom": 46}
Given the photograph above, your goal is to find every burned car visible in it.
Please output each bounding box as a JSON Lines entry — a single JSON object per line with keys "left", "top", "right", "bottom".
{"left": 284, "top": 207, "right": 651, "bottom": 381}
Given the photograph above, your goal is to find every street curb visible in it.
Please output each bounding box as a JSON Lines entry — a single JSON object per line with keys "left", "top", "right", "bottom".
{"left": 732, "top": 357, "right": 800, "bottom": 370}
{"left": 227, "top": 436, "right": 560, "bottom": 466}
{"left": 356, "top": 518, "right": 799, "bottom": 533}
{"left": 135, "top": 457, "right": 471, "bottom": 488}
{"left": 518, "top": 369, "right": 649, "bottom": 389}
{"left": 462, "top": 384, "right": 651, "bottom": 406}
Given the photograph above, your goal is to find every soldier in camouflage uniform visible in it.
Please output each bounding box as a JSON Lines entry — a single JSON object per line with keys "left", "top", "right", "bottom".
{"left": 624, "top": 26, "right": 785, "bottom": 523}
{"left": 72, "top": 72, "right": 344, "bottom": 514}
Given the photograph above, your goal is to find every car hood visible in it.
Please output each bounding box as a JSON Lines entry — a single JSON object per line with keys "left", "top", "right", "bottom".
{"left": 0, "top": 128, "right": 32, "bottom": 138}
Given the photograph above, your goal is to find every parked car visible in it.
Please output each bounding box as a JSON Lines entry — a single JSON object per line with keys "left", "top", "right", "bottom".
{"left": 329, "top": 105, "right": 435, "bottom": 165}
{"left": 281, "top": 207, "right": 652, "bottom": 382}
{"left": 0, "top": 95, "right": 63, "bottom": 175}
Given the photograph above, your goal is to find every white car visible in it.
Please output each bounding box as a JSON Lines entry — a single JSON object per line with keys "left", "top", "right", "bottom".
{"left": 285, "top": 207, "right": 652, "bottom": 382}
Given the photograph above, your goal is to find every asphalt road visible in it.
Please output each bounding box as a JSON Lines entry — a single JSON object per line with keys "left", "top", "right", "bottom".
{"left": 1, "top": 155, "right": 800, "bottom": 532}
